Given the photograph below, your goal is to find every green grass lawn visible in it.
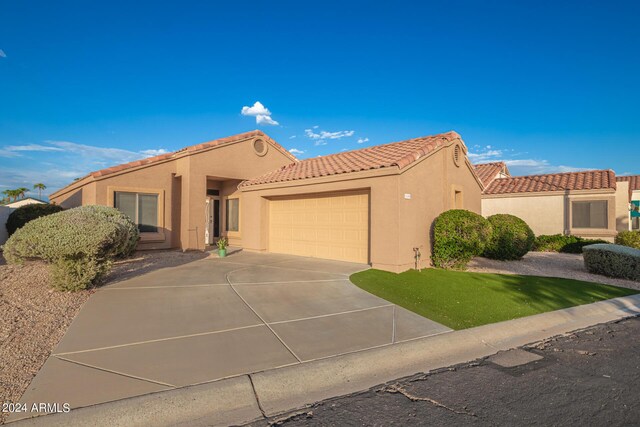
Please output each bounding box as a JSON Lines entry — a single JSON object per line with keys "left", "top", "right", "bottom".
{"left": 350, "top": 269, "right": 638, "bottom": 330}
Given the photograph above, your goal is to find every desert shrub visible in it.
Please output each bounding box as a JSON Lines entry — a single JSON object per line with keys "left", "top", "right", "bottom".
{"left": 533, "top": 234, "right": 608, "bottom": 254}
{"left": 483, "top": 214, "right": 535, "bottom": 260}
{"left": 432, "top": 209, "right": 492, "bottom": 269}
{"left": 6, "top": 203, "right": 64, "bottom": 236}
{"left": 3, "top": 205, "right": 139, "bottom": 291}
{"left": 615, "top": 231, "right": 640, "bottom": 250}
{"left": 583, "top": 244, "right": 640, "bottom": 281}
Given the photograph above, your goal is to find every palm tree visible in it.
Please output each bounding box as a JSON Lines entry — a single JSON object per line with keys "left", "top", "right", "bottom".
{"left": 16, "top": 187, "right": 29, "bottom": 200}
{"left": 33, "top": 183, "right": 46, "bottom": 199}
{"left": 2, "top": 189, "right": 18, "bottom": 202}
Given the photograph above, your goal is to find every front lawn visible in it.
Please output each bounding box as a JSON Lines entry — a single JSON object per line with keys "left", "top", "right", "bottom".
{"left": 350, "top": 269, "right": 638, "bottom": 330}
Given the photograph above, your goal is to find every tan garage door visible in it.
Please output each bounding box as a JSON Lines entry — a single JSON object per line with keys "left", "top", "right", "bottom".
{"left": 269, "top": 191, "right": 369, "bottom": 263}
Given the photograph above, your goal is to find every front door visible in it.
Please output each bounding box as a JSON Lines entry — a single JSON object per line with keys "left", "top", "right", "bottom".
{"left": 206, "top": 197, "right": 221, "bottom": 245}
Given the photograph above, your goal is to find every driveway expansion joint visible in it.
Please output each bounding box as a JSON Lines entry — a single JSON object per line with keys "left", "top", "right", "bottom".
{"left": 54, "top": 355, "right": 176, "bottom": 388}
{"left": 225, "top": 264, "right": 304, "bottom": 363}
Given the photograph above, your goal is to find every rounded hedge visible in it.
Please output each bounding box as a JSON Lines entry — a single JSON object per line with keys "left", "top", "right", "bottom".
{"left": 6, "top": 203, "right": 64, "bottom": 236}
{"left": 583, "top": 244, "right": 640, "bottom": 281}
{"left": 432, "top": 209, "right": 492, "bottom": 269}
{"left": 4, "top": 205, "right": 139, "bottom": 291}
{"left": 615, "top": 230, "right": 640, "bottom": 250}
{"left": 532, "top": 234, "right": 608, "bottom": 253}
{"left": 483, "top": 214, "right": 535, "bottom": 260}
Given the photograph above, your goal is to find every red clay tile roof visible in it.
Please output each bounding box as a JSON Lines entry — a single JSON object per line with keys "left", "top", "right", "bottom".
{"left": 89, "top": 130, "right": 297, "bottom": 178}
{"left": 474, "top": 162, "right": 510, "bottom": 187}
{"left": 616, "top": 175, "right": 640, "bottom": 200}
{"left": 484, "top": 170, "right": 616, "bottom": 195}
{"left": 239, "top": 131, "right": 463, "bottom": 188}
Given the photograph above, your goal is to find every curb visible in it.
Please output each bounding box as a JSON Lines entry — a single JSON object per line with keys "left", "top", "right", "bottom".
{"left": 11, "top": 294, "right": 640, "bottom": 426}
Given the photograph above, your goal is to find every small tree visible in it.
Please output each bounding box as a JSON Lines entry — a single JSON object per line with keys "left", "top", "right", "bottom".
{"left": 33, "top": 183, "right": 47, "bottom": 199}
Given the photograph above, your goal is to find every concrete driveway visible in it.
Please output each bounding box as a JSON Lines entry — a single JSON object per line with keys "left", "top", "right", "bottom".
{"left": 12, "top": 252, "right": 450, "bottom": 421}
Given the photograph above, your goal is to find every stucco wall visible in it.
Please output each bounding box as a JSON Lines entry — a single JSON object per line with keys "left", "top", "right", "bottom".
{"left": 615, "top": 180, "right": 630, "bottom": 232}
{"left": 482, "top": 194, "right": 566, "bottom": 236}
{"left": 482, "top": 190, "right": 618, "bottom": 241}
{"left": 0, "top": 205, "right": 14, "bottom": 246}
{"left": 50, "top": 135, "right": 294, "bottom": 251}
{"left": 241, "top": 140, "right": 483, "bottom": 273}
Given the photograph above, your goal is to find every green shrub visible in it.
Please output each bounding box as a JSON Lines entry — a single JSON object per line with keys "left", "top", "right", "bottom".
{"left": 3, "top": 205, "right": 139, "bottom": 291}
{"left": 583, "top": 244, "right": 640, "bottom": 281}
{"left": 615, "top": 231, "right": 640, "bottom": 250}
{"left": 6, "top": 203, "right": 64, "bottom": 236}
{"left": 483, "top": 214, "right": 535, "bottom": 260}
{"left": 533, "top": 234, "right": 608, "bottom": 254}
{"left": 432, "top": 209, "right": 492, "bottom": 269}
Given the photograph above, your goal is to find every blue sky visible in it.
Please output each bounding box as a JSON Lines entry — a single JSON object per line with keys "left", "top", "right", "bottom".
{"left": 1, "top": 1, "right": 639, "bottom": 197}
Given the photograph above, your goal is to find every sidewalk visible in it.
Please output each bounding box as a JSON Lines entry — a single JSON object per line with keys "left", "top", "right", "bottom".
{"left": 10, "top": 294, "right": 640, "bottom": 427}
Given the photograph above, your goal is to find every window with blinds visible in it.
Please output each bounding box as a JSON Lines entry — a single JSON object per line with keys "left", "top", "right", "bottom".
{"left": 571, "top": 200, "right": 607, "bottom": 229}
{"left": 114, "top": 192, "right": 159, "bottom": 232}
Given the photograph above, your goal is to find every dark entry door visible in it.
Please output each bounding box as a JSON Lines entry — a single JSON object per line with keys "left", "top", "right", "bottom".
{"left": 213, "top": 199, "right": 220, "bottom": 238}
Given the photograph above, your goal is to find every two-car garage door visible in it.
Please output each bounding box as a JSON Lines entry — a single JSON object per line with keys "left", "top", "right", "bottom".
{"left": 269, "top": 191, "right": 369, "bottom": 263}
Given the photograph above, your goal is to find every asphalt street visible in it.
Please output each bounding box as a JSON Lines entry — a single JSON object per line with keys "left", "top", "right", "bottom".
{"left": 249, "top": 317, "right": 640, "bottom": 426}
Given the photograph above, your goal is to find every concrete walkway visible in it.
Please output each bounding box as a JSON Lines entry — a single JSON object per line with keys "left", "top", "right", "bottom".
{"left": 9, "top": 251, "right": 450, "bottom": 423}
{"left": 12, "top": 294, "right": 640, "bottom": 426}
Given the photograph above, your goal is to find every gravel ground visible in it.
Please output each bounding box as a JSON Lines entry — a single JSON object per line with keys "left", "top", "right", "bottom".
{"left": 467, "top": 251, "right": 640, "bottom": 291}
{"left": 0, "top": 249, "right": 206, "bottom": 424}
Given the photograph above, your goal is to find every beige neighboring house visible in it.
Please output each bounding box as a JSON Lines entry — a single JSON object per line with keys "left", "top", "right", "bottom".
{"left": 4, "top": 197, "right": 47, "bottom": 208}
{"left": 476, "top": 162, "right": 631, "bottom": 241}
{"left": 616, "top": 175, "right": 640, "bottom": 231}
{"left": 49, "top": 130, "right": 483, "bottom": 272}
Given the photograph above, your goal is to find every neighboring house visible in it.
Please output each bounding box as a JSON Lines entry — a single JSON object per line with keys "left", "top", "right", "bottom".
{"left": 50, "top": 130, "right": 483, "bottom": 272}
{"left": 616, "top": 175, "right": 640, "bottom": 231}
{"left": 0, "top": 205, "right": 14, "bottom": 246}
{"left": 4, "top": 197, "right": 47, "bottom": 208}
{"left": 474, "top": 162, "right": 511, "bottom": 187}
{"left": 477, "top": 163, "right": 629, "bottom": 241}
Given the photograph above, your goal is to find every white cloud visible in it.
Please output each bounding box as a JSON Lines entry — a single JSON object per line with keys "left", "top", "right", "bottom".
{"left": 241, "top": 101, "right": 279, "bottom": 126}
{"left": 305, "top": 129, "right": 355, "bottom": 140}
{"left": 140, "top": 149, "right": 169, "bottom": 157}
{"left": 0, "top": 144, "right": 65, "bottom": 157}
{"left": 0, "top": 49, "right": 6, "bottom": 58}
{"left": 304, "top": 128, "right": 355, "bottom": 146}
{"left": 469, "top": 145, "right": 591, "bottom": 175}
{"left": 357, "top": 137, "right": 369, "bottom": 144}
{"left": 256, "top": 114, "right": 279, "bottom": 126}
{"left": 289, "top": 135, "right": 296, "bottom": 139}
{"left": 289, "top": 148, "right": 304, "bottom": 155}
{"left": 241, "top": 101, "right": 271, "bottom": 116}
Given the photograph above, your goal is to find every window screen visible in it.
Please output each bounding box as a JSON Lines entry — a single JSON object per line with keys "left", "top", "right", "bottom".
{"left": 572, "top": 201, "right": 607, "bottom": 229}
{"left": 114, "top": 191, "right": 158, "bottom": 232}
{"left": 226, "top": 198, "right": 239, "bottom": 232}
{"left": 138, "top": 194, "right": 158, "bottom": 232}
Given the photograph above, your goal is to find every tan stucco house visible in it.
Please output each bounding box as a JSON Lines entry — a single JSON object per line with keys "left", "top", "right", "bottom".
{"left": 50, "top": 130, "right": 483, "bottom": 272}
{"left": 476, "top": 162, "right": 632, "bottom": 241}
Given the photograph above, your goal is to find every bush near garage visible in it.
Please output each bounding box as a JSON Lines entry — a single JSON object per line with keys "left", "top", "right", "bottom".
{"left": 432, "top": 209, "right": 492, "bottom": 270}
{"left": 615, "top": 230, "right": 640, "bottom": 250}
{"left": 3, "top": 205, "right": 139, "bottom": 291}
{"left": 583, "top": 244, "right": 640, "bottom": 281}
{"left": 483, "top": 214, "right": 535, "bottom": 260}
{"left": 6, "top": 203, "right": 64, "bottom": 236}
{"left": 532, "top": 234, "right": 608, "bottom": 254}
